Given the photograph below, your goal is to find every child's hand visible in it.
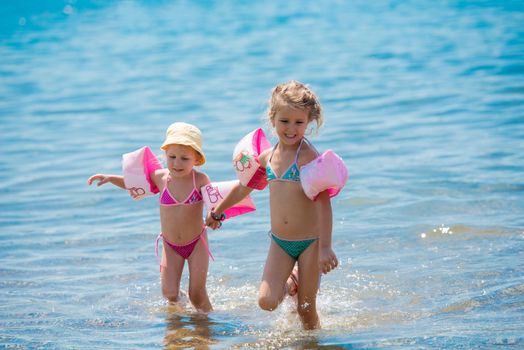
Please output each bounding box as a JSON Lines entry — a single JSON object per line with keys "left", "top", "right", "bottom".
{"left": 319, "top": 247, "right": 338, "bottom": 274}
{"left": 205, "top": 212, "right": 222, "bottom": 230}
{"left": 87, "top": 174, "right": 111, "bottom": 186}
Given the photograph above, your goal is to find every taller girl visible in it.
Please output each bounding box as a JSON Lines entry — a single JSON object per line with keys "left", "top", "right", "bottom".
{"left": 206, "top": 80, "right": 339, "bottom": 329}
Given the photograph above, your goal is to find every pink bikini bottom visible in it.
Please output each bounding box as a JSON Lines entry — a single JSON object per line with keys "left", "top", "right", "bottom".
{"left": 156, "top": 227, "right": 214, "bottom": 269}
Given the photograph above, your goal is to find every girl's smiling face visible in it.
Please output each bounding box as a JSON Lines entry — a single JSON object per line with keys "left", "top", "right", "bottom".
{"left": 165, "top": 144, "right": 199, "bottom": 177}
{"left": 272, "top": 105, "right": 310, "bottom": 146}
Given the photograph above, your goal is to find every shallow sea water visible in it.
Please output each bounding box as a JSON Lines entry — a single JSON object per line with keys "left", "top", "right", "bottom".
{"left": 1, "top": 1, "right": 523, "bottom": 349}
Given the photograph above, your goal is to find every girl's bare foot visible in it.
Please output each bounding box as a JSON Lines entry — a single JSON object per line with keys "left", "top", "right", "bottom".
{"left": 286, "top": 266, "right": 299, "bottom": 296}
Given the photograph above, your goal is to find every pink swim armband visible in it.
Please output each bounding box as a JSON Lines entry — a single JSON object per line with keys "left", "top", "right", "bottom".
{"left": 122, "top": 146, "right": 162, "bottom": 200}
{"left": 232, "top": 128, "right": 272, "bottom": 190}
{"left": 300, "top": 150, "right": 348, "bottom": 201}
{"left": 201, "top": 180, "right": 256, "bottom": 219}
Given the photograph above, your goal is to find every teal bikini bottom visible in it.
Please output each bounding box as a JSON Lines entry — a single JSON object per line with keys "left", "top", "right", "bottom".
{"left": 270, "top": 231, "right": 318, "bottom": 260}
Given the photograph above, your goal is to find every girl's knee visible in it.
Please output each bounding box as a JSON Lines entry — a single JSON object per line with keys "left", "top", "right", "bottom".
{"left": 258, "top": 295, "right": 279, "bottom": 311}
{"left": 162, "top": 287, "right": 180, "bottom": 302}
{"left": 188, "top": 287, "right": 207, "bottom": 305}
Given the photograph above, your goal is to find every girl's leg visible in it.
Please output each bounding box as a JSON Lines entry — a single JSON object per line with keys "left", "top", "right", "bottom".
{"left": 286, "top": 264, "right": 299, "bottom": 296}
{"left": 161, "top": 245, "right": 185, "bottom": 303}
{"left": 187, "top": 235, "right": 212, "bottom": 313}
{"left": 258, "top": 239, "right": 296, "bottom": 311}
{"left": 297, "top": 241, "right": 321, "bottom": 330}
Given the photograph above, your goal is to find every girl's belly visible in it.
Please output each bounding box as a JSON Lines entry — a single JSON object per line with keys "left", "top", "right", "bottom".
{"left": 160, "top": 205, "right": 204, "bottom": 244}
{"left": 269, "top": 184, "right": 318, "bottom": 239}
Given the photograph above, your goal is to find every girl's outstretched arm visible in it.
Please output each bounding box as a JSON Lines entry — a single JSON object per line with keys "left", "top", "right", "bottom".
{"left": 87, "top": 174, "right": 126, "bottom": 189}
{"left": 205, "top": 182, "right": 253, "bottom": 229}
{"left": 316, "top": 190, "right": 338, "bottom": 274}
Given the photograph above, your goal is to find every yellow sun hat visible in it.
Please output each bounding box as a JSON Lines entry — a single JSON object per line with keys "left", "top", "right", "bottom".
{"left": 160, "top": 122, "right": 206, "bottom": 166}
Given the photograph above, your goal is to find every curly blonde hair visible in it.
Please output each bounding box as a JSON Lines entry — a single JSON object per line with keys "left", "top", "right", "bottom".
{"left": 267, "top": 80, "right": 324, "bottom": 132}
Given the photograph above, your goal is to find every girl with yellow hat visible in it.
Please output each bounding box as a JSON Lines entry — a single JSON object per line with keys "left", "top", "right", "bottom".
{"left": 88, "top": 122, "right": 214, "bottom": 312}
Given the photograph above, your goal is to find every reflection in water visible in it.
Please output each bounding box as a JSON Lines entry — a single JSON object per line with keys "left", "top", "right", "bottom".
{"left": 280, "top": 335, "right": 349, "bottom": 350}
{"left": 163, "top": 308, "right": 216, "bottom": 350}
{"left": 236, "top": 331, "right": 350, "bottom": 349}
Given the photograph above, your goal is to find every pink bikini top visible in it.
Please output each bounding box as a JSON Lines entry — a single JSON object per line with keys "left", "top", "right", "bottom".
{"left": 160, "top": 170, "right": 203, "bottom": 206}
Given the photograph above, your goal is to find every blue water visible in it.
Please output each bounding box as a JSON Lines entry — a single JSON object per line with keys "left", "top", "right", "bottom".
{"left": 1, "top": 1, "right": 523, "bottom": 349}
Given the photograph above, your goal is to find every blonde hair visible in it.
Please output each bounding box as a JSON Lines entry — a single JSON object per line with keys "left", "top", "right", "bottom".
{"left": 267, "top": 80, "right": 324, "bottom": 132}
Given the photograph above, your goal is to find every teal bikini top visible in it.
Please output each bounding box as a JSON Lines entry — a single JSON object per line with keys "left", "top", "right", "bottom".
{"left": 266, "top": 139, "right": 305, "bottom": 182}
